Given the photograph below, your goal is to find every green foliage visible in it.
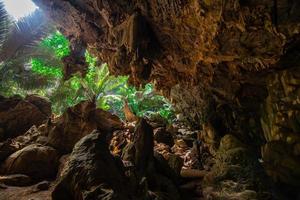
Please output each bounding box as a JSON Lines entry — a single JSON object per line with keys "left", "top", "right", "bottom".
{"left": 49, "top": 55, "right": 175, "bottom": 122}
{"left": 0, "top": 25, "right": 175, "bottom": 122}
{"left": 50, "top": 59, "right": 128, "bottom": 115}
{"left": 0, "top": 2, "right": 11, "bottom": 48}
{"left": 50, "top": 76, "right": 85, "bottom": 114}
{"left": 29, "top": 31, "right": 69, "bottom": 78}
{"left": 0, "top": 16, "right": 63, "bottom": 96}
{"left": 122, "top": 83, "right": 175, "bottom": 122}
{"left": 40, "top": 31, "right": 70, "bottom": 59}
{"left": 31, "top": 58, "right": 63, "bottom": 77}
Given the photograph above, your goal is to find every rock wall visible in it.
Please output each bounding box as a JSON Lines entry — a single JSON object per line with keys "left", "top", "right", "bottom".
{"left": 0, "top": 95, "right": 51, "bottom": 141}
{"left": 31, "top": 0, "right": 299, "bottom": 124}
{"left": 32, "top": 0, "right": 300, "bottom": 193}
{"left": 261, "top": 68, "right": 300, "bottom": 188}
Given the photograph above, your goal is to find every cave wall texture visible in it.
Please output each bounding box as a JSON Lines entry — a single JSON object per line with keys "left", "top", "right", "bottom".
{"left": 32, "top": 0, "right": 300, "bottom": 190}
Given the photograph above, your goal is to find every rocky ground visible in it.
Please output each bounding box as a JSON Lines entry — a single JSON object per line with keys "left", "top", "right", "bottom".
{"left": 0, "top": 95, "right": 298, "bottom": 200}
{"left": 0, "top": 95, "right": 208, "bottom": 200}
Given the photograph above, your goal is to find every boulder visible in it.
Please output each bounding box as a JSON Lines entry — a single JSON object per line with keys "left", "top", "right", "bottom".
{"left": 0, "top": 126, "right": 46, "bottom": 162}
{"left": 52, "top": 130, "right": 134, "bottom": 200}
{"left": 202, "top": 134, "right": 274, "bottom": 199}
{"left": 0, "top": 95, "right": 51, "bottom": 140}
{"left": 0, "top": 140, "right": 17, "bottom": 162}
{"left": 133, "top": 119, "right": 154, "bottom": 177}
{"left": 262, "top": 141, "right": 300, "bottom": 187}
{"left": 47, "top": 100, "right": 123, "bottom": 153}
{"left": 0, "top": 95, "right": 22, "bottom": 111}
{"left": 94, "top": 108, "right": 124, "bottom": 132}
{"left": 167, "top": 154, "right": 184, "bottom": 176}
{"left": 1, "top": 144, "right": 59, "bottom": 181}
{"left": 154, "top": 152, "right": 182, "bottom": 183}
{"left": 123, "top": 119, "right": 181, "bottom": 200}
{"left": 24, "top": 95, "right": 52, "bottom": 116}
{"left": 12, "top": 125, "right": 46, "bottom": 150}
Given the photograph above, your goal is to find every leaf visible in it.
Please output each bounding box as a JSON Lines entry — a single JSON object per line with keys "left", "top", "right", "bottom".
{"left": 0, "top": 1, "right": 11, "bottom": 49}
{"left": 0, "top": 10, "right": 54, "bottom": 63}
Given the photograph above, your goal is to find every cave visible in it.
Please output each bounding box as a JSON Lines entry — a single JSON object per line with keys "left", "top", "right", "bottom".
{"left": 0, "top": 0, "right": 300, "bottom": 199}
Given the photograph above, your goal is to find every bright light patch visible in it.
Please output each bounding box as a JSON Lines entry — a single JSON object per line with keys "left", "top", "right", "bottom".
{"left": 2, "top": 0, "right": 38, "bottom": 20}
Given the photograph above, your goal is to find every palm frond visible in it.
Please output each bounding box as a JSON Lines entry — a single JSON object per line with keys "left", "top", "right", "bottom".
{"left": 0, "top": 10, "right": 54, "bottom": 62}
{"left": 0, "top": 1, "right": 11, "bottom": 49}
{"left": 0, "top": 59, "right": 57, "bottom": 91}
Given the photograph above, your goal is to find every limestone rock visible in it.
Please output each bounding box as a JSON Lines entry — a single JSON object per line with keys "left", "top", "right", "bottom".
{"left": 52, "top": 130, "right": 133, "bottom": 200}
{"left": 62, "top": 41, "right": 88, "bottom": 80}
{"left": 94, "top": 108, "right": 124, "bottom": 132}
{"left": 262, "top": 141, "right": 300, "bottom": 187}
{"left": 261, "top": 68, "right": 300, "bottom": 188}
{"left": 167, "top": 154, "right": 184, "bottom": 177}
{"left": 202, "top": 134, "right": 273, "bottom": 199}
{"left": 1, "top": 144, "right": 59, "bottom": 181}
{"left": 0, "top": 126, "right": 47, "bottom": 163}
{"left": 24, "top": 95, "right": 52, "bottom": 116}
{"left": 133, "top": 118, "right": 154, "bottom": 177}
{"left": 0, "top": 140, "right": 17, "bottom": 162}
{"left": 123, "top": 119, "right": 181, "bottom": 200}
{"left": 154, "top": 152, "right": 181, "bottom": 183}
{"left": 28, "top": 0, "right": 300, "bottom": 198}
{"left": 0, "top": 95, "right": 51, "bottom": 140}
{"left": 57, "top": 154, "right": 70, "bottom": 178}
{"left": 12, "top": 125, "right": 46, "bottom": 150}
{"left": 47, "top": 100, "right": 123, "bottom": 153}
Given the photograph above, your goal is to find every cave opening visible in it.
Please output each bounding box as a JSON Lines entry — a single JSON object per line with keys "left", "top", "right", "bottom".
{"left": 0, "top": 0, "right": 300, "bottom": 200}
{"left": 2, "top": 0, "right": 38, "bottom": 20}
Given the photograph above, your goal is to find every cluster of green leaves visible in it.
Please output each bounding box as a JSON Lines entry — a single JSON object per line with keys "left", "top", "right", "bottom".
{"left": 49, "top": 52, "right": 175, "bottom": 122}
{"left": 0, "top": 9, "right": 58, "bottom": 96}
{"left": 30, "top": 31, "right": 69, "bottom": 78}
{"left": 121, "top": 84, "right": 175, "bottom": 122}
{"left": 40, "top": 31, "right": 70, "bottom": 59}
{"left": 1, "top": 28, "right": 175, "bottom": 122}
{"left": 31, "top": 58, "right": 63, "bottom": 77}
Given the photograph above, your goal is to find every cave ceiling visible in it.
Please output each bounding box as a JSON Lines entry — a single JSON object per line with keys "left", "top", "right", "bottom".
{"left": 32, "top": 0, "right": 300, "bottom": 126}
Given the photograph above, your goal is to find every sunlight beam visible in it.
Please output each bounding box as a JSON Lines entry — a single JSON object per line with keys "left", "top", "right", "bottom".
{"left": 2, "top": 0, "right": 38, "bottom": 20}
